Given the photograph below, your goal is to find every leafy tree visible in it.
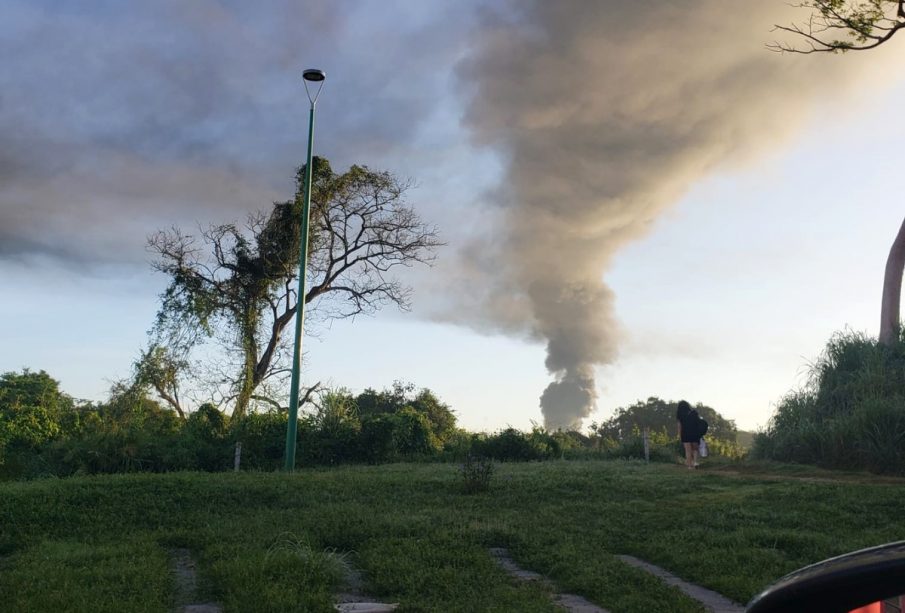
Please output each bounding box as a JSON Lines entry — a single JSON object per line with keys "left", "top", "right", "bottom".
{"left": 0, "top": 370, "right": 72, "bottom": 472}
{"left": 592, "top": 397, "right": 738, "bottom": 443}
{"left": 385, "top": 407, "right": 440, "bottom": 455}
{"left": 134, "top": 344, "right": 189, "bottom": 419}
{"left": 359, "top": 409, "right": 439, "bottom": 463}
{"left": 771, "top": 1, "right": 905, "bottom": 346}
{"left": 355, "top": 382, "right": 457, "bottom": 445}
{"left": 146, "top": 158, "right": 442, "bottom": 418}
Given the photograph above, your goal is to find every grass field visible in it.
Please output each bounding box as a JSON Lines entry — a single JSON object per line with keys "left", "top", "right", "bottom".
{"left": 2, "top": 460, "right": 904, "bottom": 612}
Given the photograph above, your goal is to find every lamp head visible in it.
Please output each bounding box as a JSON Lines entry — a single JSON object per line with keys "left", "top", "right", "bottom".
{"left": 303, "top": 69, "right": 326, "bottom": 82}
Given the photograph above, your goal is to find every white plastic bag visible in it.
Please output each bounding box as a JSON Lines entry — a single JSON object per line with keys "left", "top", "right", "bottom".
{"left": 699, "top": 437, "right": 709, "bottom": 458}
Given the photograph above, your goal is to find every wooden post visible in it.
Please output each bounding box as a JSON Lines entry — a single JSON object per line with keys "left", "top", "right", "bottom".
{"left": 234, "top": 441, "right": 242, "bottom": 472}
{"left": 642, "top": 427, "right": 650, "bottom": 463}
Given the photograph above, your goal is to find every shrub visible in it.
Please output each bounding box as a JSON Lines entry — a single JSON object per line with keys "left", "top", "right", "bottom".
{"left": 231, "top": 412, "right": 290, "bottom": 471}
{"left": 302, "top": 390, "right": 362, "bottom": 465}
{"left": 476, "top": 427, "right": 557, "bottom": 461}
{"left": 440, "top": 429, "right": 481, "bottom": 460}
{"left": 182, "top": 403, "right": 232, "bottom": 471}
{"left": 460, "top": 454, "right": 493, "bottom": 493}
{"left": 358, "top": 415, "right": 398, "bottom": 464}
{"left": 358, "top": 409, "right": 440, "bottom": 464}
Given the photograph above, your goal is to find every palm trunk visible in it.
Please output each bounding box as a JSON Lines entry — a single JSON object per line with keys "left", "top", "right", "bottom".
{"left": 879, "top": 216, "right": 905, "bottom": 346}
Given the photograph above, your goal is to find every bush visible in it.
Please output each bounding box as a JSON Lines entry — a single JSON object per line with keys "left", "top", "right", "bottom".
{"left": 474, "top": 427, "right": 559, "bottom": 461}
{"left": 181, "top": 403, "right": 233, "bottom": 471}
{"left": 358, "top": 409, "right": 440, "bottom": 464}
{"left": 231, "top": 412, "right": 289, "bottom": 471}
{"left": 440, "top": 429, "right": 481, "bottom": 461}
{"left": 459, "top": 454, "right": 493, "bottom": 493}
{"left": 301, "top": 390, "right": 362, "bottom": 466}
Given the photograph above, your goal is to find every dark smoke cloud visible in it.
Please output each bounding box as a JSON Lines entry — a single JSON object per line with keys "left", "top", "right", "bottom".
{"left": 454, "top": 0, "right": 894, "bottom": 429}
{"left": 0, "top": 0, "right": 473, "bottom": 267}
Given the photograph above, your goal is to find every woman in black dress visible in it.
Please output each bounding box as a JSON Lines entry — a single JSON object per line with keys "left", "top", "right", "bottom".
{"left": 676, "top": 400, "right": 699, "bottom": 469}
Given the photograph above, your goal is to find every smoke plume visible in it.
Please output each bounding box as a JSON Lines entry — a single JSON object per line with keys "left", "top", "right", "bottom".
{"left": 456, "top": 1, "right": 889, "bottom": 430}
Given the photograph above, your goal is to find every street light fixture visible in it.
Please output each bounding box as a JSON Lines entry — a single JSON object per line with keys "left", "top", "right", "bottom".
{"left": 284, "top": 68, "right": 326, "bottom": 472}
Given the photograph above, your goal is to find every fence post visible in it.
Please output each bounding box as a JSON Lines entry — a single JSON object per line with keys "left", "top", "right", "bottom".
{"left": 234, "top": 441, "right": 242, "bottom": 472}
{"left": 643, "top": 427, "right": 650, "bottom": 463}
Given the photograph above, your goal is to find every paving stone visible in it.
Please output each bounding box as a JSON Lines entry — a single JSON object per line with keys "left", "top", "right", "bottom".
{"left": 489, "top": 547, "right": 610, "bottom": 613}
{"left": 489, "top": 548, "right": 545, "bottom": 581}
{"left": 334, "top": 564, "right": 398, "bottom": 611}
{"left": 554, "top": 593, "right": 611, "bottom": 612}
{"left": 183, "top": 605, "right": 222, "bottom": 613}
{"left": 334, "top": 603, "right": 398, "bottom": 612}
{"left": 170, "top": 548, "right": 222, "bottom": 613}
{"left": 617, "top": 554, "right": 745, "bottom": 613}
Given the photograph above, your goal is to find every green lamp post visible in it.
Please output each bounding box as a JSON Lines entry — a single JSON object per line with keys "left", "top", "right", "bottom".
{"left": 284, "top": 68, "right": 326, "bottom": 472}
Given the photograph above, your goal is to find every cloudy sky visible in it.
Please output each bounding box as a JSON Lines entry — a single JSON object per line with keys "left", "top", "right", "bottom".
{"left": 1, "top": 0, "right": 903, "bottom": 432}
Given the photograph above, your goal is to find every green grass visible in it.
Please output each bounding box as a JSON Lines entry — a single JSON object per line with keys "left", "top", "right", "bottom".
{"left": 2, "top": 460, "right": 905, "bottom": 612}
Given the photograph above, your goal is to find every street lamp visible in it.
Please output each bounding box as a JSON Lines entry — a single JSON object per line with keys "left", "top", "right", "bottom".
{"left": 284, "top": 68, "right": 326, "bottom": 472}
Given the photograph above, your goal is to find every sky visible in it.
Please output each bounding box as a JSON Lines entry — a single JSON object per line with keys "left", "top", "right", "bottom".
{"left": 1, "top": 0, "right": 904, "bottom": 433}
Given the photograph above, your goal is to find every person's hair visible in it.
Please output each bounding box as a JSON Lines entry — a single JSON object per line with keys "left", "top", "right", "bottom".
{"left": 677, "top": 400, "right": 691, "bottom": 418}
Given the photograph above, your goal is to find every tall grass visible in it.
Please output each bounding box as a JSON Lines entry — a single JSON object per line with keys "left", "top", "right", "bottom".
{"left": 753, "top": 329, "right": 905, "bottom": 474}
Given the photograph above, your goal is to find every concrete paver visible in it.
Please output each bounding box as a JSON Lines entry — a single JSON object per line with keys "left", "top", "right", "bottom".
{"left": 617, "top": 554, "right": 745, "bottom": 613}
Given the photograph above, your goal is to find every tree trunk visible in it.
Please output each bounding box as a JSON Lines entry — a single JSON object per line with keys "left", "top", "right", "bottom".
{"left": 879, "top": 216, "right": 905, "bottom": 346}
{"left": 232, "top": 310, "right": 259, "bottom": 419}
{"left": 233, "top": 380, "right": 253, "bottom": 419}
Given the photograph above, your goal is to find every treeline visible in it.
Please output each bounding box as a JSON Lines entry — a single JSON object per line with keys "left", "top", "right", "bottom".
{"left": 591, "top": 396, "right": 740, "bottom": 443}
{"left": 753, "top": 329, "right": 905, "bottom": 475}
{"left": 0, "top": 370, "right": 746, "bottom": 481}
{"left": 590, "top": 396, "right": 747, "bottom": 462}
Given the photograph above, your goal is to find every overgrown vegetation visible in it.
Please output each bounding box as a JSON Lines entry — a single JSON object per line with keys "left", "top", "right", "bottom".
{"left": 1, "top": 372, "right": 744, "bottom": 481}
{"left": 753, "top": 329, "right": 905, "bottom": 474}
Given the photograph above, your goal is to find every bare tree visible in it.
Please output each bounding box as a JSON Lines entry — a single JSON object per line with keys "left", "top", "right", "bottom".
{"left": 771, "top": 0, "right": 905, "bottom": 345}
{"left": 146, "top": 158, "right": 443, "bottom": 418}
